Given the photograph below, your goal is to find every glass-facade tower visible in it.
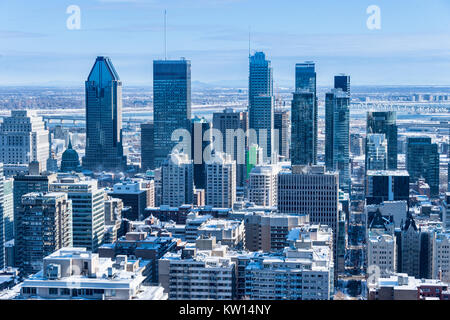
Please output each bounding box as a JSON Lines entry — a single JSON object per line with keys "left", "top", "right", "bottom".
{"left": 367, "top": 111, "right": 398, "bottom": 170}
{"left": 153, "top": 59, "right": 191, "bottom": 168}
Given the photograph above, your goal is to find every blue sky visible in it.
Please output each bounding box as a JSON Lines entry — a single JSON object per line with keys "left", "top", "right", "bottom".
{"left": 1, "top": 0, "right": 450, "bottom": 87}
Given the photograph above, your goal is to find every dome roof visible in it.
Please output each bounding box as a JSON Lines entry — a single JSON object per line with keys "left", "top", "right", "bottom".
{"left": 62, "top": 139, "right": 79, "bottom": 162}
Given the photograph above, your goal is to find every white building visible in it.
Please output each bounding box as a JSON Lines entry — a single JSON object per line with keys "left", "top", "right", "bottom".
{"left": 367, "top": 230, "right": 397, "bottom": 276}
{"left": 433, "top": 231, "right": 450, "bottom": 283}
{"left": 50, "top": 175, "right": 105, "bottom": 252}
{"left": 248, "top": 164, "right": 279, "bottom": 207}
{"left": 244, "top": 225, "right": 334, "bottom": 300}
{"left": 0, "top": 110, "right": 49, "bottom": 175}
{"left": 161, "top": 152, "right": 194, "bottom": 207}
{"left": 159, "top": 237, "right": 235, "bottom": 300}
{"left": 366, "top": 201, "right": 408, "bottom": 229}
{"left": 205, "top": 152, "right": 236, "bottom": 208}
{"left": 18, "top": 248, "right": 167, "bottom": 300}
{"left": 197, "top": 219, "right": 246, "bottom": 249}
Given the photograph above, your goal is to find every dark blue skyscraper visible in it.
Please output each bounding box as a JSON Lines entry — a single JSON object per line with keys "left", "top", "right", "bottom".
{"left": 367, "top": 111, "right": 398, "bottom": 170}
{"left": 406, "top": 137, "right": 439, "bottom": 197}
{"left": 248, "top": 52, "right": 274, "bottom": 160}
{"left": 153, "top": 59, "right": 191, "bottom": 167}
{"left": 292, "top": 62, "right": 317, "bottom": 165}
{"left": 83, "top": 56, "right": 127, "bottom": 171}
{"left": 325, "top": 80, "right": 351, "bottom": 193}
{"left": 334, "top": 74, "right": 351, "bottom": 95}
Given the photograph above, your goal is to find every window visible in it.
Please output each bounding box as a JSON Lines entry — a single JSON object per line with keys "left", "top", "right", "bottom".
{"left": 49, "top": 288, "right": 58, "bottom": 295}
{"left": 61, "top": 288, "right": 70, "bottom": 296}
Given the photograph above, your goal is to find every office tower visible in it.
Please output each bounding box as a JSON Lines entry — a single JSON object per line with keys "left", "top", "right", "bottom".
{"left": 191, "top": 117, "right": 212, "bottom": 189}
{"left": 350, "top": 133, "right": 364, "bottom": 156}
{"left": 274, "top": 110, "right": 290, "bottom": 160}
{"left": 153, "top": 59, "right": 191, "bottom": 167}
{"left": 13, "top": 164, "right": 56, "bottom": 266}
{"left": 243, "top": 213, "right": 309, "bottom": 252}
{"left": 365, "top": 170, "right": 410, "bottom": 206}
{"left": 50, "top": 177, "right": 105, "bottom": 252}
{"left": 291, "top": 91, "right": 316, "bottom": 165}
{"left": 444, "top": 193, "right": 450, "bottom": 231}
{"left": 248, "top": 52, "right": 274, "bottom": 160}
{"left": 212, "top": 108, "right": 248, "bottom": 186}
{"left": 248, "top": 165, "right": 279, "bottom": 207}
{"left": 0, "top": 165, "right": 4, "bottom": 270}
{"left": 365, "top": 134, "right": 388, "bottom": 171}
{"left": 159, "top": 237, "right": 236, "bottom": 300}
{"left": 140, "top": 122, "right": 154, "bottom": 172}
{"left": 16, "top": 192, "right": 72, "bottom": 275}
{"left": 325, "top": 87, "right": 351, "bottom": 193}
{"left": 83, "top": 57, "right": 127, "bottom": 172}
{"left": 60, "top": 138, "right": 80, "bottom": 172}
{"left": 3, "top": 178, "right": 13, "bottom": 243}
{"left": 367, "top": 230, "right": 397, "bottom": 277}
{"left": 109, "top": 180, "right": 148, "bottom": 221}
{"left": 245, "top": 225, "right": 334, "bottom": 300}
{"left": 366, "top": 201, "right": 408, "bottom": 230}
{"left": 295, "top": 62, "right": 318, "bottom": 161}
{"left": 406, "top": 137, "right": 439, "bottom": 197}
{"left": 205, "top": 153, "right": 236, "bottom": 208}
{"left": 433, "top": 230, "right": 450, "bottom": 283}
{"left": 334, "top": 74, "right": 351, "bottom": 95}
{"left": 367, "top": 111, "right": 398, "bottom": 170}
{"left": 0, "top": 110, "right": 49, "bottom": 175}
{"left": 20, "top": 248, "right": 167, "bottom": 300}
{"left": 160, "top": 152, "right": 194, "bottom": 207}
{"left": 103, "top": 196, "right": 123, "bottom": 244}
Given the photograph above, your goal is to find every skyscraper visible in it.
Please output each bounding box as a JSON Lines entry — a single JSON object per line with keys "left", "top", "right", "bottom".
{"left": 153, "top": 59, "right": 191, "bottom": 168}
{"left": 191, "top": 117, "right": 211, "bottom": 190}
{"left": 367, "top": 111, "right": 398, "bottom": 170}
{"left": 325, "top": 86, "right": 351, "bottom": 193}
{"left": 0, "top": 165, "right": 4, "bottom": 270}
{"left": 161, "top": 152, "right": 194, "bottom": 207}
{"left": 16, "top": 192, "right": 72, "bottom": 275}
{"left": 365, "top": 134, "right": 388, "bottom": 171}
{"left": 406, "top": 137, "right": 439, "bottom": 197}
{"left": 291, "top": 91, "right": 315, "bottom": 165}
{"left": 83, "top": 56, "right": 127, "bottom": 172}
{"left": 205, "top": 153, "right": 236, "bottom": 208}
{"left": 212, "top": 108, "right": 248, "bottom": 187}
{"left": 334, "top": 74, "right": 351, "bottom": 95}
{"left": 0, "top": 110, "right": 49, "bottom": 175}
{"left": 274, "top": 110, "right": 290, "bottom": 160}
{"left": 50, "top": 177, "right": 105, "bottom": 252}
{"left": 140, "top": 122, "right": 154, "bottom": 172}
{"left": 248, "top": 52, "right": 274, "bottom": 160}
{"left": 365, "top": 170, "right": 410, "bottom": 205}
{"left": 295, "top": 62, "right": 317, "bottom": 161}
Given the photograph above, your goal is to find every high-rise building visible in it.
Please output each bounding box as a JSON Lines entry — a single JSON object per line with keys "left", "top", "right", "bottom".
{"left": 367, "top": 230, "right": 397, "bottom": 277}
{"left": 277, "top": 165, "right": 340, "bottom": 258}
{"left": 367, "top": 111, "right": 398, "bottom": 170}
{"left": 191, "top": 117, "right": 211, "bottom": 189}
{"left": 212, "top": 108, "right": 248, "bottom": 186}
{"left": 0, "top": 110, "right": 49, "bottom": 175}
{"left": 205, "top": 153, "right": 236, "bottom": 208}
{"left": 16, "top": 192, "right": 72, "bottom": 275}
{"left": 160, "top": 152, "right": 194, "bottom": 207}
{"left": 406, "top": 137, "right": 440, "bottom": 197}
{"left": 365, "top": 170, "right": 410, "bottom": 206}
{"left": 325, "top": 87, "right": 351, "bottom": 193}
{"left": 109, "top": 180, "right": 149, "bottom": 221}
{"left": 274, "top": 110, "right": 290, "bottom": 160}
{"left": 3, "top": 178, "right": 13, "bottom": 243}
{"left": 291, "top": 91, "right": 316, "bottom": 165}
{"left": 50, "top": 176, "right": 105, "bottom": 252}
{"left": 60, "top": 138, "right": 80, "bottom": 172}
{"left": 334, "top": 74, "right": 351, "bottom": 95}
{"left": 140, "top": 122, "right": 154, "bottom": 172}
{"left": 295, "top": 62, "right": 318, "bottom": 161}
{"left": 365, "top": 134, "right": 388, "bottom": 171}
{"left": 83, "top": 56, "right": 127, "bottom": 172}
{"left": 153, "top": 59, "right": 191, "bottom": 167}
{"left": 0, "top": 165, "right": 4, "bottom": 270}
{"left": 249, "top": 52, "right": 274, "bottom": 160}
{"left": 248, "top": 164, "right": 279, "bottom": 207}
